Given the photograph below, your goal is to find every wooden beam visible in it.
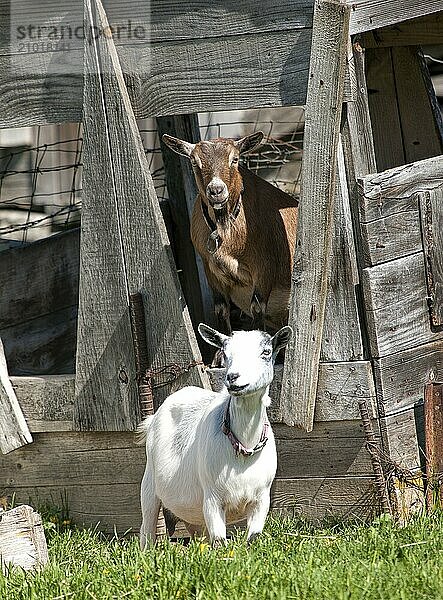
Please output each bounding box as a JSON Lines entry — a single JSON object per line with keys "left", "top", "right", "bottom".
{"left": 11, "top": 360, "right": 376, "bottom": 433}
{"left": 281, "top": 0, "right": 350, "bottom": 431}
{"left": 360, "top": 11, "right": 443, "bottom": 48}
{"left": 349, "top": 1, "right": 443, "bottom": 35}
{"left": 0, "top": 1, "right": 314, "bottom": 128}
{"left": 74, "top": 0, "right": 209, "bottom": 431}
{"left": 321, "top": 138, "right": 363, "bottom": 362}
{"left": 0, "top": 339, "right": 32, "bottom": 454}
{"left": 156, "top": 115, "right": 214, "bottom": 336}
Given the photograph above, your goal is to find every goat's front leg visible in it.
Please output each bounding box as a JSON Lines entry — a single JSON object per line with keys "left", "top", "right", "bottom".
{"left": 211, "top": 289, "right": 231, "bottom": 367}
{"left": 246, "top": 491, "right": 270, "bottom": 543}
{"left": 203, "top": 492, "right": 227, "bottom": 545}
{"left": 250, "top": 289, "right": 267, "bottom": 331}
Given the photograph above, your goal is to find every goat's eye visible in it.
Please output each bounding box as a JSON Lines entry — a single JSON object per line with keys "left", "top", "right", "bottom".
{"left": 261, "top": 348, "right": 272, "bottom": 358}
{"left": 231, "top": 156, "right": 239, "bottom": 166}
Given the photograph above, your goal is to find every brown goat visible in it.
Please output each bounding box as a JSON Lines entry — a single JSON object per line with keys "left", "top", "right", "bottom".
{"left": 162, "top": 132, "right": 298, "bottom": 334}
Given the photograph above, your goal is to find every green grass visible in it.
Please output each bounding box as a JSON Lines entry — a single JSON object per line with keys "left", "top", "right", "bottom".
{"left": 2, "top": 513, "right": 443, "bottom": 599}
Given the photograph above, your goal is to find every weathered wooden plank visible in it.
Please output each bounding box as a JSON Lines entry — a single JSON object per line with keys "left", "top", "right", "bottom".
{"left": 358, "top": 155, "right": 443, "bottom": 267}
{"left": 11, "top": 360, "right": 376, "bottom": 434}
{"left": 157, "top": 115, "right": 214, "bottom": 336}
{"left": 0, "top": 229, "right": 80, "bottom": 330}
{"left": 0, "top": 0, "right": 314, "bottom": 129}
{"left": 366, "top": 46, "right": 443, "bottom": 173}
{"left": 272, "top": 477, "right": 377, "bottom": 519}
{"left": 391, "top": 46, "right": 443, "bottom": 165}
{"left": 349, "top": 0, "right": 443, "bottom": 35}
{"left": 0, "top": 484, "right": 143, "bottom": 535}
{"left": 365, "top": 47, "right": 405, "bottom": 172}
{"left": 1, "top": 306, "right": 77, "bottom": 376}
{"left": 281, "top": 0, "right": 350, "bottom": 431}
{"left": 383, "top": 407, "right": 424, "bottom": 473}
{"left": 374, "top": 341, "right": 443, "bottom": 416}
{"left": 209, "top": 361, "right": 376, "bottom": 424}
{"left": 321, "top": 139, "right": 363, "bottom": 362}
{"left": 0, "top": 505, "right": 48, "bottom": 572}
{"left": 361, "top": 11, "right": 443, "bottom": 47}
{"left": 10, "top": 375, "right": 75, "bottom": 433}
{"left": 0, "top": 476, "right": 377, "bottom": 535}
{"left": 362, "top": 252, "right": 443, "bottom": 357}
{"left": 75, "top": 0, "right": 209, "bottom": 431}
{"left": 275, "top": 422, "right": 376, "bottom": 478}
{"left": 420, "top": 189, "right": 443, "bottom": 327}
{"left": 0, "top": 339, "right": 32, "bottom": 454}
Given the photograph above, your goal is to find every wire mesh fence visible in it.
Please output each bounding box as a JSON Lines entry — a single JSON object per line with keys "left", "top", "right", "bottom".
{"left": 0, "top": 108, "right": 305, "bottom": 248}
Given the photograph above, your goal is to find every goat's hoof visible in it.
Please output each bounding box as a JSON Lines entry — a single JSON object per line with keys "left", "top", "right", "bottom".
{"left": 212, "top": 537, "right": 228, "bottom": 548}
{"left": 247, "top": 532, "right": 261, "bottom": 545}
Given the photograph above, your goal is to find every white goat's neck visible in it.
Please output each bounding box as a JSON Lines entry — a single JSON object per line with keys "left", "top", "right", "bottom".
{"left": 227, "top": 387, "right": 269, "bottom": 450}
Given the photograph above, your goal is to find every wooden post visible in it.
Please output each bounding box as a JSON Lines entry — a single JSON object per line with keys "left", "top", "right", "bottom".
{"left": 74, "top": 0, "right": 209, "bottom": 431}
{"left": 0, "top": 338, "right": 32, "bottom": 454}
{"left": 156, "top": 115, "right": 214, "bottom": 333}
{"left": 280, "top": 0, "right": 350, "bottom": 431}
{"left": 424, "top": 381, "right": 443, "bottom": 509}
{"left": 0, "top": 505, "right": 48, "bottom": 572}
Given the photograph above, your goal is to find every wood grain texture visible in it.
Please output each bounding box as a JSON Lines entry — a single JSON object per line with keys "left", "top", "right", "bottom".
{"left": 0, "top": 0, "right": 314, "bottom": 128}
{"left": 75, "top": 0, "right": 208, "bottom": 431}
{"left": 361, "top": 11, "right": 443, "bottom": 47}
{"left": 349, "top": 0, "right": 443, "bottom": 35}
{"left": 358, "top": 155, "right": 443, "bottom": 267}
{"left": 281, "top": 0, "right": 350, "bottom": 431}
{"left": 1, "top": 306, "right": 77, "bottom": 376}
{"left": 271, "top": 477, "right": 377, "bottom": 519}
{"left": 365, "top": 47, "right": 405, "bottom": 172}
{"left": 420, "top": 189, "right": 443, "bottom": 327}
{"left": 321, "top": 139, "right": 363, "bottom": 362}
{"left": 10, "top": 375, "right": 75, "bottom": 433}
{"left": 374, "top": 341, "right": 443, "bottom": 416}
{"left": 366, "top": 46, "right": 443, "bottom": 173}
{"left": 391, "top": 46, "right": 443, "bottom": 165}
{"left": 0, "top": 339, "right": 32, "bottom": 454}
{"left": 0, "top": 229, "right": 79, "bottom": 330}
{"left": 0, "top": 505, "right": 48, "bottom": 572}
{"left": 362, "top": 252, "right": 443, "bottom": 358}
{"left": 382, "top": 406, "right": 424, "bottom": 473}
{"left": 208, "top": 361, "right": 376, "bottom": 424}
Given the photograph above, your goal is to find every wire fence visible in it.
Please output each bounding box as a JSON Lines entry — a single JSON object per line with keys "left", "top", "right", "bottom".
{"left": 0, "top": 108, "right": 304, "bottom": 248}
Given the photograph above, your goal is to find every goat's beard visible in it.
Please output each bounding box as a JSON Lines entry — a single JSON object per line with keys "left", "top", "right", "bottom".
{"left": 214, "top": 205, "right": 230, "bottom": 230}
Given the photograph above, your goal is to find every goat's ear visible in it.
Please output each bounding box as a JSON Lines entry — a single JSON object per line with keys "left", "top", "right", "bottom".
{"left": 271, "top": 326, "right": 293, "bottom": 355}
{"left": 198, "top": 323, "right": 228, "bottom": 349}
{"left": 235, "top": 131, "right": 264, "bottom": 155}
{"left": 162, "top": 134, "right": 195, "bottom": 158}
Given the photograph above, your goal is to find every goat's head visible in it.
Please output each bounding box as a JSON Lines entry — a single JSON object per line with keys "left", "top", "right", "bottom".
{"left": 162, "top": 132, "right": 264, "bottom": 216}
{"left": 198, "top": 323, "right": 292, "bottom": 397}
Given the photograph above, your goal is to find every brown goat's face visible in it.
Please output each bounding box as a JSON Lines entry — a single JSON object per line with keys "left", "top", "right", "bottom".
{"left": 162, "top": 132, "right": 264, "bottom": 211}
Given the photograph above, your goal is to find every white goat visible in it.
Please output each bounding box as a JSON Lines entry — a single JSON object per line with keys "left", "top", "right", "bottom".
{"left": 139, "top": 323, "right": 292, "bottom": 547}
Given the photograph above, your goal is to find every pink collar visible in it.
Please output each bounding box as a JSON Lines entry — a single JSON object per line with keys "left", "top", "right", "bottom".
{"left": 222, "top": 398, "right": 269, "bottom": 457}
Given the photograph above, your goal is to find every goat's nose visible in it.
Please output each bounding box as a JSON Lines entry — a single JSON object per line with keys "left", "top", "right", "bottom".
{"left": 226, "top": 372, "right": 240, "bottom": 385}
{"left": 208, "top": 183, "right": 225, "bottom": 197}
